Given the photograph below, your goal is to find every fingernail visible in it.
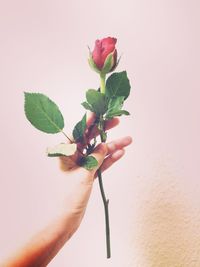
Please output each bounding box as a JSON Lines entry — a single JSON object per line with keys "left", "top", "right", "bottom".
{"left": 123, "top": 136, "right": 133, "bottom": 145}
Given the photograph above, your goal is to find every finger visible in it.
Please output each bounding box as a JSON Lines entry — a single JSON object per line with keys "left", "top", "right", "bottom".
{"left": 90, "top": 143, "right": 108, "bottom": 169}
{"left": 95, "top": 149, "right": 125, "bottom": 177}
{"left": 105, "top": 118, "right": 120, "bottom": 132}
{"left": 59, "top": 152, "right": 79, "bottom": 172}
{"left": 86, "top": 111, "right": 96, "bottom": 127}
{"left": 106, "top": 136, "right": 132, "bottom": 155}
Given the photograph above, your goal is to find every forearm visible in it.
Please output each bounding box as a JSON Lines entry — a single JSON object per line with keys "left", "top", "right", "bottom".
{"left": 1, "top": 181, "right": 93, "bottom": 267}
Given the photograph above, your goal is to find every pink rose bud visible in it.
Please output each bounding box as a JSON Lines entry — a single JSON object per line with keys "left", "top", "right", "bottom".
{"left": 88, "top": 37, "right": 118, "bottom": 74}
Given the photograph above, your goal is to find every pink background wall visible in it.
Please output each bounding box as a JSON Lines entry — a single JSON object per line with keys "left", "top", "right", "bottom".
{"left": 0, "top": 0, "right": 200, "bottom": 266}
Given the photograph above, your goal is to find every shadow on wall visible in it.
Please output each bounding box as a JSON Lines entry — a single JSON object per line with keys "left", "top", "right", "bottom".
{"left": 133, "top": 162, "right": 200, "bottom": 267}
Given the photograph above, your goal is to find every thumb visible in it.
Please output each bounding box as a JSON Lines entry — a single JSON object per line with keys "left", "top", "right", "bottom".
{"left": 90, "top": 143, "right": 108, "bottom": 171}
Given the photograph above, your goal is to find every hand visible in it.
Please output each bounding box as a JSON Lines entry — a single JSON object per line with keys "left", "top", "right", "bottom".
{"left": 1, "top": 113, "right": 132, "bottom": 267}
{"left": 59, "top": 112, "right": 132, "bottom": 183}
{"left": 58, "top": 112, "right": 132, "bottom": 226}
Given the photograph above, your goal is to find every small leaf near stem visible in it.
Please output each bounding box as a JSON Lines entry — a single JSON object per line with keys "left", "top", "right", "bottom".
{"left": 79, "top": 155, "right": 98, "bottom": 170}
{"left": 73, "top": 113, "right": 87, "bottom": 143}
{"left": 106, "top": 71, "right": 131, "bottom": 100}
{"left": 86, "top": 90, "right": 108, "bottom": 115}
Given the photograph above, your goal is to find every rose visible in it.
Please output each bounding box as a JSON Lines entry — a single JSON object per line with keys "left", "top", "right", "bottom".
{"left": 92, "top": 37, "right": 117, "bottom": 70}
{"left": 88, "top": 37, "right": 118, "bottom": 74}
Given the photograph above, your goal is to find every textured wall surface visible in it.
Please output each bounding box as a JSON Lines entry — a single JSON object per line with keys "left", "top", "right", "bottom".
{"left": 0, "top": 0, "right": 200, "bottom": 266}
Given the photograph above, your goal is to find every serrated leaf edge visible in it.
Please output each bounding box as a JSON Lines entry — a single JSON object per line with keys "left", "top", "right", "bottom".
{"left": 24, "top": 92, "right": 64, "bottom": 133}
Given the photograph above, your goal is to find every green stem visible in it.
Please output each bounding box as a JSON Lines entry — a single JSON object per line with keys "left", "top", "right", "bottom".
{"left": 97, "top": 115, "right": 111, "bottom": 258}
{"left": 100, "top": 73, "right": 106, "bottom": 94}
{"left": 97, "top": 169, "right": 111, "bottom": 258}
{"left": 61, "top": 130, "right": 73, "bottom": 143}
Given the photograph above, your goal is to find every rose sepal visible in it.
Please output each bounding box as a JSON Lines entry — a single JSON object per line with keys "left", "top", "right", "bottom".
{"left": 88, "top": 49, "right": 118, "bottom": 75}
{"left": 100, "top": 50, "right": 116, "bottom": 75}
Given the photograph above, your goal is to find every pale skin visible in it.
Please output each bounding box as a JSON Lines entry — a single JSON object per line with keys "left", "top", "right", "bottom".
{"left": 1, "top": 113, "right": 132, "bottom": 267}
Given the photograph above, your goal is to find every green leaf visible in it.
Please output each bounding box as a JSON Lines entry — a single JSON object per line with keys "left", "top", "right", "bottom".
{"left": 81, "top": 101, "right": 94, "bottom": 112}
{"left": 24, "top": 92, "right": 64, "bottom": 134}
{"left": 105, "top": 96, "right": 130, "bottom": 118}
{"left": 107, "top": 96, "right": 125, "bottom": 113}
{"left": 79, "top": 155, "right": 98, "bottom": 170}
{"left": 106, "top": 110, "right": 130, "bottom": 119}
{"left": 106, "top": 71, "right": 131, "bottom": 100}
{"left": 47, "top": 143, "right": 77, "bottom": 157}
{"left": 73, "top": 113, "right": 87, "bottom": 142}
{"left": 86, "top": 89, "right": 108, "bottom": 115}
